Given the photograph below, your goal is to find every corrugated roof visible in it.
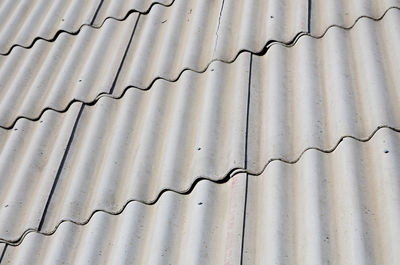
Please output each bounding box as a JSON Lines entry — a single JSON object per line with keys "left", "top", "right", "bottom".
{"left": 248, "top": 8, "right": 400, "bottom": 173}
{"left": 111, "top": 0, "right": 307, "bottom": 90}
{"left": 310, "top": 0, "right": 400, "bottom": 34}
{"left": 37, "top": 53, "right": 249, "bottom": 236}
{"left": 0, "top": 0, "right": 399, "bottom": 246}
{"left": 0, "top": 0, "right": 308, "bottom": 129}
{"left": 2, "top": 174, "right": 246, "bottom": 265}
{"left": 0, "top": 104, "right": 82, "bottom": 241}
{"left": 0, "top": 0, "right": 399, "bottom": 264}
{"left": 0, "top": 0, "right": 172, "bottom": 54}
{"left": 2, "top": 129, "right": 400, "bottom": 264}
{"left": 0, "top": 14, "right": 137, "bottom": 128}
{"left": 244, "top": 128, "right": 400, "bottom": 264}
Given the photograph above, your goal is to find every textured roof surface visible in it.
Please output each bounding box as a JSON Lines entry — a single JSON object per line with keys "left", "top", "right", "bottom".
{"left": 0, "top": 0, "right": 399, "bottom": 264}
{"left": 0, "top": 0, "right": 172, "bottom": 54}
{"left": 244, "top": 128, "right": 400, "bottom": 265}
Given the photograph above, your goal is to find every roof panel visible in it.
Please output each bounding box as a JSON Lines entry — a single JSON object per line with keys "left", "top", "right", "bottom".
{"left": 0, "top": 0, "right": 99, "bottom": 54}
{"left": 93, "top": 0, "right": 173, "bottom": 26}
{"left": 248, "top": 8, "right": 400, "bottom": 173}
{"left": 38, "top": 53, "right": 250, "bottom": 235}
{"left": 0, "top": 103, "right": 81, "bottom": 242}
{"left": 244, "top": 128, "right": 400, "bottom": 265}
{"left": 0, "top": 14, "right": 138, "bottom": 128}
{"left": 2, "top": 174, "right": 246, "bottom": 265}
{"left": 0, "top": 0, "right": 170, "bottom": 54}
{"left": 311, "top": 0, "right": 400, "bottom": 35}
{"left": 113, "top": 0, "right": 308, "bottom": 91}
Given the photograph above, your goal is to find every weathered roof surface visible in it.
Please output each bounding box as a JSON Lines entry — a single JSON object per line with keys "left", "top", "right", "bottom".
{"left": 38, "top": 53, "right": 249, "bottom": 235}
{"left": 244, "top": 128, "right": 400, "bottom": 265}
{"left": 310, "top": 0, "right": 400, "bottom": 35}
{"left": 0, "top": 0, "right": 308, "bottom": 129}
{"left": 248, "top": 8, "right": 400, "bottom": 173}
{"left": 0, "top": 0, "right": 399, "bottom": 264}
{"left": 2, "top": 174, "right": 246, "bottom": 265}
{"left": 0, "top": 0, "right": 171, "bottom": 54}
{"left": 0, "top": 104, "right": 82, "bottom": 241}
{"left": 0, "top": 15, "right": 137, "bottom": 128}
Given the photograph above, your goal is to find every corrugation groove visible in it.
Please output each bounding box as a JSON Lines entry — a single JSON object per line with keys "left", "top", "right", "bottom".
{"left": 0, "top": 0, "right": 173, "bottom": 56}
{"left": 1, "top": 4, "right": 399, "bottom": 131}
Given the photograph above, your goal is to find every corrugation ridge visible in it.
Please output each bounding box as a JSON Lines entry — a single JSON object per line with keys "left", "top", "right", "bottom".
{"left": 1, "top": 125, "right": 399, "bottom": 247}
{"left": 1, "top": 5, "right": 398, "bottom": 131}
{"left": 0, "top": 0, "right": 174, "bottom": 56}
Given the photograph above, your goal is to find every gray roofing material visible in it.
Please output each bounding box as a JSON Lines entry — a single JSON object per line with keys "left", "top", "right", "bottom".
{"left": 0, "top": 53, "right": 249, "bottom": 243}
{"left": 0, "top": 0, "right": 171, "bottom": 54}
{"left": 2, "top": 129, "right": 400, "bottom": 264}
{"left": 247, "top": 8, "right": 400, "bottom": 173}
{"left": 111, "top": 0, "right": 308, "bottom": 90}
{"left": 0, "top": 1, "right": 399, "bottom": 264}
{"left": 0, "top": 1, "right": 398, "bottom": 129}
{"left": 0, "top": 0, "right": 308, "bottom": 129}
{"left": 310, "top": 0, "right": 400, "bottom": 34}
{"left": 0, "top": 104, "right": 82, "bottom": 241}
{"left": 37, "top": 53, "right": 250, "bottom": 237}
{"left": 93, "top": 0, "right": 173, "bottom": 25}
{"left": 2, "top": 174, "right": 247, "bottom": 265}
{"left": 0, "top": 7, "right": 400, "bottom": 245}
{"left": 0, "top": 15, "right": 137, "bottom": 128}
{"left": 244, "top": 128, "right": 400, "bottom": 265}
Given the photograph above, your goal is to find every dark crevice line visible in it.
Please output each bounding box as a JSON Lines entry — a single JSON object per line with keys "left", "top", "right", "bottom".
{"left": 109, "top": 15, "right": 140, "bottom": 94}
{"left": 90, "top": 0, "right": 105, "bottom": 25}
{"left": 1, "top": 5, "right": 399, "bottom": 131}
{"left": 240, "top": 54, "right": 252, "bottom": 265}
{"left": 37, "top": 104, "right": 85, "bottom": 232}
{"left": 213, "top": 0, "right": 226, "bottom": 57}
{"left": 0, "top": 0, "right": 175, "bottom": 56}
{"left": 308, "top": 0, "right": 312, "bottom": 33}
{"left": 0, "top": 244, "right": 7, "bottom": 264}
{"left": 2, "top": 125, "right": 400, "bottom": 247}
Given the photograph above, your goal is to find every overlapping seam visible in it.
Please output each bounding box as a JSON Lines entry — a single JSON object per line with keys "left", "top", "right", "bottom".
{"left": 1, "top": 125, "right": 399, "bottom": 247}
{"left": 1, "top": 6, "right": 399, "bottom": 130}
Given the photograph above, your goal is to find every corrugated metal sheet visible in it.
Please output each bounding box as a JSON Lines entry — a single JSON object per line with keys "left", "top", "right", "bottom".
{"left": 1, "top": 174, "right": 246, "bottom": 265}
{"left": 112, "top": 0, "right": 308, "bottom": 91}
{"left": 310, "top": 0, "right": 400, "bottom": 35}
{"left": 37, "top": 53, "right": 249, "bottom": 236}
{"left": 244, "top": 128, "right": 400, "bottom": 265}
{"left": 0, "top": 0, "right": 171, "bottom": 55}
{"left": 0, "top": 104, "right": 81, "bottom": 242}
{"left": 0, "top": 14, "right": 137, "bottom": 128}
{"left": 248, "top": 8, "right": 400, "bottom": 173}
